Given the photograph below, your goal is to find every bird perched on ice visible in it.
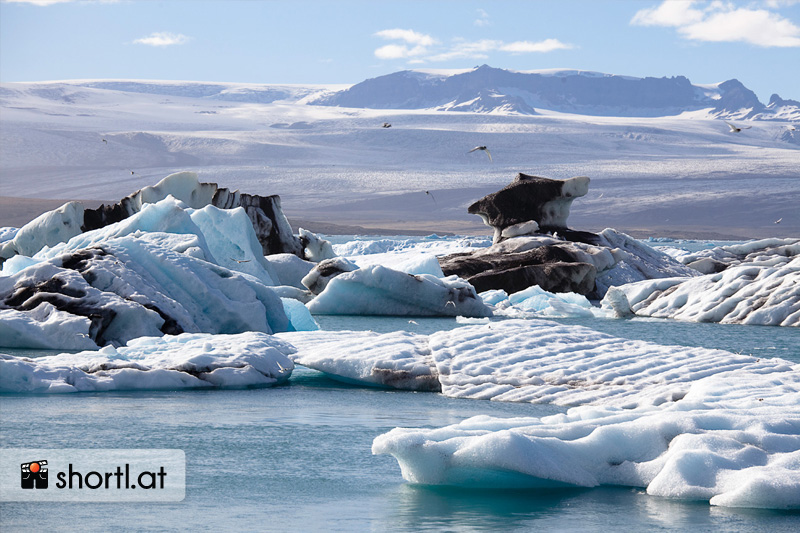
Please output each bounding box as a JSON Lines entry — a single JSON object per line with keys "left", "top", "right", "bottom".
{"left": 468, "top": 146, "right": 492, "bottom": 161}
{"left": 725, "top": 121, "right": 752, "bottom": 133}
{"left": 382, "top": 122, "right": 392, "bottom": 128}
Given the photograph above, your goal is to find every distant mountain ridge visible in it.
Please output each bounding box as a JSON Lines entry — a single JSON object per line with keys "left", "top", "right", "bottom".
{"left": 314, "top": 65, "right": 798, "bottom": 120}
{"left": 2, "top": 66, "right": 797, "bottom": 120}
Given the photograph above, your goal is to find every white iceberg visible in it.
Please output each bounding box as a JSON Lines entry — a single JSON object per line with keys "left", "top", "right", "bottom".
{"left": 306, "top": 265, "right": 492, "bottom": 317}
{"left": 368, "top": 320, "right": 800, "bottom": 509}
{"left": 485, "top": 285, "right": 598, "bottom": 319}
{"left": 0, "top": 332, "right": 296, "bottom": 393}
{"left": 670, "top": 237, "right": 800, "bottom": 274}
{"left": 277, "top": 329, "right": 438, "bottom": 390}
{"left": 0, "top": 233, "right": 292, "bottom": 349}
{"left": 602, "top": 256, "right": 800, "bottom": 326}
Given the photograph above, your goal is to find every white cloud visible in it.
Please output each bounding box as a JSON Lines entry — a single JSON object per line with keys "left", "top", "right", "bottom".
{"left": 373, "top": 28, "right": 574, "bottom": 63}
{"left": 500, "top": 39, "right": 574, "bottom": 53}
{"left": 631, "top": 0, "right": 705, "bottom": 26}
{"left": 632, "top": 1, "right": 800, "bottom": 47}
{"left": 474, "top": 8, "right": 490, "bottom": 27}
{"left": 373, "top": 29, "right": 436, "bottom": 59}
{"left": 133, "top": 32, "right": 191, "bottom": 47}
{"left": 374, "top": 29, "right": 436, "bottom": 47}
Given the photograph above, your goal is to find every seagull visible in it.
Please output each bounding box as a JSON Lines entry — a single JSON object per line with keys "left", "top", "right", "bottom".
{"left": 408, "top": 320, "right": 419, "bottom": 325}
{"left": 382, "top": 122, "right": 392, "bottom": 128}
{"left": 775, "top": 218, "right": 782, "bottom": 224}
{"left": 102, "top": 138, "right": 107, "bottom": 144}
{"left": 725, "top": 121, "right": 752, "bottom": 133}
{"left": 425, "top": 190, "right": 437, "bottom": 205}
{"left": 468, "top": 145, "right": 492, "bottom": 161}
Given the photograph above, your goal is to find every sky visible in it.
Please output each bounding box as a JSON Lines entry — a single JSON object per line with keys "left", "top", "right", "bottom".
{"left": 1, "top": 0, "right": 799, "bottom": 102}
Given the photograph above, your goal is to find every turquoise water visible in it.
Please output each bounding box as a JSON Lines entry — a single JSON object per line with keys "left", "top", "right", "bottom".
{"left": 2, "top": 316, "right": 799, "bottom": 531}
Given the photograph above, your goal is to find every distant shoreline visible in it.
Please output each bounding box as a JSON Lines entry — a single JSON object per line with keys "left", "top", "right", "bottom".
{"left": 0, "top": 196, "right": 778, "bottom": 241}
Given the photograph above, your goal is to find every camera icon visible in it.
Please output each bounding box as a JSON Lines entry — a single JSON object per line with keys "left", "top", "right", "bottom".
{"left": 21, "top": 460, "right": 48, "bottom": 489}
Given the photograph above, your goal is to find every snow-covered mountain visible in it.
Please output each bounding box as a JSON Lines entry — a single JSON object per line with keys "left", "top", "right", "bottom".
{"left": 315, "top": 65, "right": 799, "bottom": 120}
{"left": 1, "top": 72, "right": 798, "bottom": 239}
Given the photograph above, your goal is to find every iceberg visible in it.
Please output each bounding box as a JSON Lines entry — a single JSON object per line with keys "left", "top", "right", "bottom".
{"left": 602, "top": 256, "right": 800, "bottom": 326}
{"left": 0, "top": 232, "right": 291, "bottom": 349}
{"left": 306, "top": 265, "right": 492, "bottom": 317}
{"left": 369, "top": 320, "right": 800, "bottom": 509}
{"left": 0, "top": 171, "right": 303, "bottom": 262}
{"left": 0, "top": 332, "right": 296, "bottom": 393}
{"left": 278, "top": 330, "right": 438, "bottom": 390}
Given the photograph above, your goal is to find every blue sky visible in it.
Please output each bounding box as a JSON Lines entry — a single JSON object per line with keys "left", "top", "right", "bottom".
{"left": 1, "top": 0, "right": 799, "bottom": 102}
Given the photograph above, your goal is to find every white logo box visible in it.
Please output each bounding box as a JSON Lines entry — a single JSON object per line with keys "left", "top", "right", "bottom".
{"left": 1, "top": 449, "right": 185, "bottom": 502}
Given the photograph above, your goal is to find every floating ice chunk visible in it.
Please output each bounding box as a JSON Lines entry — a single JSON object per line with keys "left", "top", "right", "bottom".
{"left": 593, "top": 229, "right": 700, "bottom": 295}
{"left": 349, "top": 252, "right": 445, "bottom": 277}
{"left": 264, "top": 253, "right": 314, "bottom": 289}
{"left": 373, "top": 342, "right": 800, "bottom": 508}
{"left": 332, "top": 236, "right": 491, "bottom": 258}
{"left": 1, "top": 254, "right": 42, "bottom": 275}
{"left": 455, "top": 316, "right": 491, "bottom": 324}
{"left": 675, "top": 238, "right": 800, "bottom": 272}
{"left": 0, "top": 302, "right": 98, "bottom": 350}
{"left": 34, "top": 196, "right": 214, "bottom": 263}
{"left": 427, "top": 319, "right": 793, "bottom": 406}
{"left": 280, "top": 297, "right": 319, "bottom": 331}
{"left": 0, "top": 201, "right": 84, "bottom": 260}
{"left": 0, "top": 226, "right": 19, "bottom": 243}
{"left": 602, "top": 256, "right": 800, "bottom": 326}
{"left": 299, "top": 228, "right": 336, "bottom": 262}
{"left": 0, "top": 234, "right": 290, "bottom": 349}
{"left": 0, "top": 332, "right": 296, "bottom": 393}
{"left": 307, "top": 266, "right": 492, "bottom": 317}
{"left": 277, "top": 329, "right": 438, "bottom": 390}
{"left": 486, "top": 285, "right": 599, "bottom": 319}
{"left": 301, "top": 257, "right": 358, "bottom": 294}
{"left": 189, "top": 204, "right": 280, "bottom": 285}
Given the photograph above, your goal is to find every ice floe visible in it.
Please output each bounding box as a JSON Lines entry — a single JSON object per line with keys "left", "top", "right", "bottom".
{"left": 667, "top": 237, "right": 800, "bottom": 274}
{"left": 0, "top": 332, "right": 295, "bottom": 393}
{"left": 602, "top": 256, "right": 800, "bottom": 326}
{"left": 364, "top": 319, "right": 800, "bottom": 509}
{"left": 277, "top": 329, "right": 438, "bottom": 390}
{"left": 306, "top": 266, "right": 492, "bottom": 317}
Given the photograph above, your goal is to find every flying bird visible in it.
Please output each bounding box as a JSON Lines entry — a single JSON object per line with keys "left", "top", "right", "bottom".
{"left": 725, "top": 121, "right": 752, "bottom": 133}
{"left": 425, "top": 190, "right": 437, "bottom": 205}
{"left": 231, "top": 258, "right": 252, "bottom": 263}
{"left": 382, "top": 122, "right": 392, "bottom": 128}
{"left": 468, "top": 146, "right": 492, "bottom": 161}
{"left": 102, "top": 138, "right": 107, "bottom": 144}
{"left": 775, "top": 218, "right": 782, "bottom": 224}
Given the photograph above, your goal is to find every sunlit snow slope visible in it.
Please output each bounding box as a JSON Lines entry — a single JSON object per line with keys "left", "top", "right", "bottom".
{"left": 1, "top": 78, "right": 798, "bottom": 238}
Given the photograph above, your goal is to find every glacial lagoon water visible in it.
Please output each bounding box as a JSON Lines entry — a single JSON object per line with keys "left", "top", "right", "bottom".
{"left": 1, "top": 314, "right": 799, "bottom": 531}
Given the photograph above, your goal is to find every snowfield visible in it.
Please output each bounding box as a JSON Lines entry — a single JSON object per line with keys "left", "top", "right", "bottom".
{"left": 1, "top": 76, "right": 798, "bottom": 238}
